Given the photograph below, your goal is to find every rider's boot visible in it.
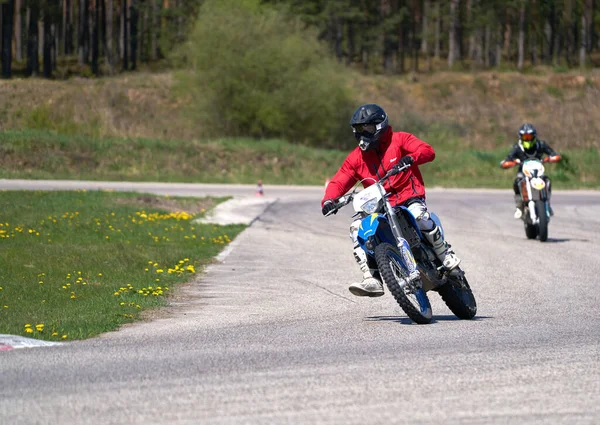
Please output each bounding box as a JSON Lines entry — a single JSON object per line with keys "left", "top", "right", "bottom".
{"left": 514, "top": 194, "right": 524, "bottom": 219}
{"left": 424, "top": 226, "right": 461, "bottom": 270}
{"left": 348, "top": 246, "right": 384, "bottom": 297}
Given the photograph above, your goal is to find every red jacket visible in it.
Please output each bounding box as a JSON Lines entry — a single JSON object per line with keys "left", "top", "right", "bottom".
{"left": 322, "top": 126, "right": 435, "bottom": 207}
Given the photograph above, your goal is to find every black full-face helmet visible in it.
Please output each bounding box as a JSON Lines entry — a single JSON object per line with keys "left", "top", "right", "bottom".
{"left": 350, "top": 104, "right": 389, "bottom": 152}
{"left": 518, "top": 123, "right": 538, "bottom": 152}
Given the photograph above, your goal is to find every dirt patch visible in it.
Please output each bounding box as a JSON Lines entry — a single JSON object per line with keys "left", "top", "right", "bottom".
{"left": 115, "top": 195, "right": 220, "bottom": 215}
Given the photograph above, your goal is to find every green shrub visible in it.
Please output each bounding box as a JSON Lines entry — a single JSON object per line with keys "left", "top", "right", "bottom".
{"left": 175, "top": 0, "right": 355, "bottom": 149}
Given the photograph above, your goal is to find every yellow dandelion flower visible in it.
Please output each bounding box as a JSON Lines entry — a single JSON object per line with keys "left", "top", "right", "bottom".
{"left": 3, "top": 306, "right": 7, "bottom": 309}
{"left": 52, "top": 332, "right": 58, "bottom": 336}
{"left": 25, "top": 324, "right": 31, "bottom": 328}
{"left": 98, "top": 273, "right": 103, "bottom": 276}
{"left": 62, "top": 335, "right": 68, "bottom": 339}
{"left": 25, "top": 328, "right": 33, "bottom": 333}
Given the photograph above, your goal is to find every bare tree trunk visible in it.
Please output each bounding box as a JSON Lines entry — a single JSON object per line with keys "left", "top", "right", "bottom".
{"left": 130, "top": 0, "right": 137, "bottom": 70}
{"left": 105, "top": 0, "right": 114, "bottom": 71}
{"left": 332, "top": 14, "right": 343, "bottom": 63}
{"left": 52, "top": 23, "right": 57, "bottom": 71}
{"left": 381, "top": 0, "right": 394, "bottom": 73}
{"left": 412, "top": 0, "right": 420, "bottom": 72}
{"left": 26, "top": 5, "right": 39, "bottom": 76}
{"left": 176, "top": 0, "right": 183, "bottom": 43}
{"left": 496, "top": 26, "right": 503, "bottom": 66}
{"left": 151, "top": 0, "right": 158, "bottom": 60}
{"left": 484, "top": 24, "right": 490, "bottom": 67}
{"left": 78, "top": 0, "right": 88, "bottom": 65}
{"left": 15, "top": 0, "right": 22, "bottom": 62}
{"left": 38, "top": 19, "right": 43, "bottom": 58}
{"left": 347, "top": 21, "right": 355, "bottom": 65}
{"left": 434, "top": 0, "right": 440, "bottom": 60}
{"left": 398, "top": 16, "right": 405, "bottom": 73}
{"left": 584, "top": 0, "right": 593, "bottom": 54}
{"left": 43, "top": 10, "right": 52, "bottom": 78}
{"left": 517, "top": 1, "right": 525, "bottom": 69}
{"left": 503, "top": 7, "right": 512, "bottom": 63}
{"left": 564, "top": 0, "right": 572, "bottom": 65}
{"left": 467, "top": 0, "right": 475, "bottom": 59}
{"left": 531, "top": 29, "right": 537, "bottom": 65}
{"left": 64, "top": 0, "right": 72, "bottom": 55}
{"left": 422, "top": 0, "right": 430, "bottom": 71}
{"left": 1, "top": 0, "right": 15, "bottom": 78}
{"left": 91, "top": 0, "right": 99, "bottom": 75}
{"left": 448, "top": 0, "right": 459, "bottom": 68}
{"left": 122, "top": 0, "right": 128, "bottom": 70}
{"left": 580, "top": 14, "right": 586, "bottom": 68}
{"left": 422, "top": 0, "right": 429, "bottom": 53}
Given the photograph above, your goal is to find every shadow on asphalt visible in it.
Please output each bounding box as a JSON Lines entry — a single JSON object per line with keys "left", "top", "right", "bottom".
{"left": 365, "top": 315, "right": 492, "bottom": 325}
{"left": 541, "top": 238, "right": 589, "bottom": 243}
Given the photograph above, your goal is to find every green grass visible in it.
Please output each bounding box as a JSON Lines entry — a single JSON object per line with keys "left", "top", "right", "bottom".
{"left": 0, "top": 129, "right": 348, "bottom": 185}
{"left": 0, "top": 190, "right": 245, "bottom": 341}
{"left": 422, "top": 145, "right": 599, "bottom": 189}
{"left": 0, "top": 129, "right": 597, "bottom": 189}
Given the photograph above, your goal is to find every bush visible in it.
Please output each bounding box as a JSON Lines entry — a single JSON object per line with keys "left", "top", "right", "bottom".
{"left": 175, "top": 0, "right": 355, "bottom": 149}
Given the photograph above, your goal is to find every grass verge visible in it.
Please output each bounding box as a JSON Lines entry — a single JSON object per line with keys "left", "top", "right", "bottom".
{"left": 1, "top": 130, "right": 597, "bottom": 189}
{"left": 0, "top": 190, "right": 245, "bottom": 341}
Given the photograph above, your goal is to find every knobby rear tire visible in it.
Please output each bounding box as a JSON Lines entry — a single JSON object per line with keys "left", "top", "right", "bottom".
{"left": 374, "top": 243, "right": 432, "bottom": 324}
{"left": 438, "top": 273, "right": 477, "bottom": 320}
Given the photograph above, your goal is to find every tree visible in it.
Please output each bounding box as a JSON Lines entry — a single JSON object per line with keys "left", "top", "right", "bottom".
{"left": 26, "top": 0, "right": 39, "bottom": 76}
{"left": 1, "top": 0, "right": 15, "bottom": 78}
{"left": 448, "top": 0, "right": 459, "bottom": 67}
{"left": 517, "top": 0, "right": 525, "bottom": 69}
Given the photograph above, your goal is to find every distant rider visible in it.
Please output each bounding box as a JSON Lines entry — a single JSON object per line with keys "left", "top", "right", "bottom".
{"left": 321, "top": 104, "right": 461, "bottom": 297}
{"left": 500, "top": 123, "right": 561, "bottom": 218}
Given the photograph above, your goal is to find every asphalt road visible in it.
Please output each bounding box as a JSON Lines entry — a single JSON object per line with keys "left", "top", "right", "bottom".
{"left": 1, "top": 180, "right": 599, "bottom": 425}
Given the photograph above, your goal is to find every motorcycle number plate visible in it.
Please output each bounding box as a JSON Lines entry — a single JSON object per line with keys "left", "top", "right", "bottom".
{"left": 531, "top": 177, "right": 546, "bottom": 190}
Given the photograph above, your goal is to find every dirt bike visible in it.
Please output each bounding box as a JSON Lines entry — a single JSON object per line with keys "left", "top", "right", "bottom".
{"left": 325, "top": 163, "right": 477, "bottom": 324}
{"left": 502, "top": 156, "right": 560, "bottom": 242}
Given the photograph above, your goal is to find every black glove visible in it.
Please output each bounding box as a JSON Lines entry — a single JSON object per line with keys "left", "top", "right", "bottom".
{"left": 398, "top": 156, "right": 414, "bottom": 168}
{"left": 322, "top": 200, "right": 337, "bottom": 216}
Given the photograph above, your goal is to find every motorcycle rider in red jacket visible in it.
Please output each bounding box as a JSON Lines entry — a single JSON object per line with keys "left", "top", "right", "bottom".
{"left": 321, "top": 104, "right": 461, "bottom": 297}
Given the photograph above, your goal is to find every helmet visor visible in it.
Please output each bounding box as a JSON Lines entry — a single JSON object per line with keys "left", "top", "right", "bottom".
{"left": 521, "top": 133, "right": 535, "bottom": 141}
{"left": 353, "top": 124, "right": 377, "bottom": 135}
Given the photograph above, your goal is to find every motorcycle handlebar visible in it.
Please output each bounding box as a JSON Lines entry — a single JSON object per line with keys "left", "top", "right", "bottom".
{"left": 324, "top": 163, "right": 412, "bottom": 217}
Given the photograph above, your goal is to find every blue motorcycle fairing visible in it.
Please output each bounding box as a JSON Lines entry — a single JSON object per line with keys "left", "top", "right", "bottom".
{"left": 393, "top": 206, "right": 446, "bottom": 241}
{"left": 356, "top": 213, "right": 397, "bottom": 255}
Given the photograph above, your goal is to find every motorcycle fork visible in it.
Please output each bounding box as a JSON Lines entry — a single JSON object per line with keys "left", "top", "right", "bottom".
{"left": 383, "top": 197, "right": 418, "bottom": 277}
{"left": 524, "top": 179, "right": 537, "bottom": 223}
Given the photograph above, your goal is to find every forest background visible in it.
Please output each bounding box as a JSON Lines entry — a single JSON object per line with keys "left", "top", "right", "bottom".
{"left": 0, "top": 0, "right": 598, "bottom": 188}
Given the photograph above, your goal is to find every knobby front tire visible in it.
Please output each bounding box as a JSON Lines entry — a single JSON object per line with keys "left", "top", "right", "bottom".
{"left": 536, "top": 200, "right": 549, "bottom": 242}
{"left": 374, "top": 242, "right": 432, "bottom": 324}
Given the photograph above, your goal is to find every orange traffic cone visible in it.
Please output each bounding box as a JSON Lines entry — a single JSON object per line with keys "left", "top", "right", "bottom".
{"left": 256, "top": 180, "right": 264, "bottom": 196}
